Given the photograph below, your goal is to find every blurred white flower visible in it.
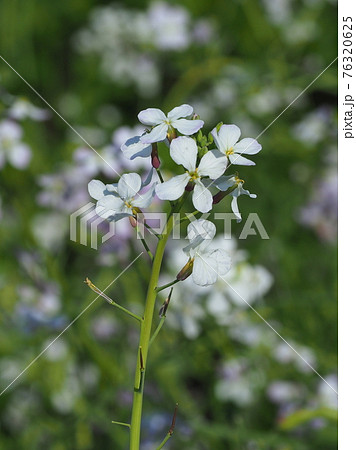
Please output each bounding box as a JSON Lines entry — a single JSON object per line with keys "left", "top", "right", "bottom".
{"left": 0, "top": 120, "right": 32, "bottom": 169}
{"left": 212, "top": 124, "right": 261, "bottom": 165}
{"left": 73, "top": 145, "right": 121, "bottom": 177}
{"left": 273, "top": 341, "right": 317, "bottom": 374}
{"left": 215, "top": 359, "right": 264, "bottom": 406}
{"left": 156, "top": 137, "right": 226, "bottom": 212}
{"left": 8, "top": 98, "right": 49, "bottom": 121}
{"left": 317, "top": 374, "right": 338, "bottom": 409}
{"left": 268, "top": 381, "right": 304, "bottom": 404}
{"left": 139, "top": 105, "right": 204, "bottom": 144}
{"left": 148, "top": 2, "right": 190, "bottom": 50}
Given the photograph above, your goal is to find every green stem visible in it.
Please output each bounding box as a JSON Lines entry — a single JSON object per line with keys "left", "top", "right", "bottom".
{"left": 112, "top": 421, "right": 131, "bottom": 428}
{"left": 149, "top": 316, "right": 166, "bottom": 348}
{"left": 156, "top": 168, "right": 164, "bottom": 183}
{"left": 136, "top": 227, "right": 154, "bottom": 261}
{"left": 156, "top": 433, "right": 172, "bottom": 450}
{"left": 155, "top": 279, "right": 179, "bottom": 293}
{"left": 129, "top": 217, "right": 173, "bottom": 449}
{"left": 129, "top": 196, "right": 188, "bottom": 449}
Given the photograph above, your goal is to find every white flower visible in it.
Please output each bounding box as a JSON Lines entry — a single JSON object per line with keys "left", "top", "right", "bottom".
{"left": 138, "top": 104, "right": 204, "bottom": 144}
{"left": 214, "top": 175, "right": 257, "bottom": 222}
{"left": 88, "top": 171, "right": 156, "bottom": 221}
{"left": 8, "top": 99, "right": 49, "bottom": 121}
{"left": 155, "top": 136, "right": 226, "bottom": 213}
{"left": 181, "top": 219, "right": 231, "bottom": 287}
{"left": 212, "top": 124, "right": 261, "bottom": 165}
{"left": 0, "top": 120, "right": 32, "bottom": 170}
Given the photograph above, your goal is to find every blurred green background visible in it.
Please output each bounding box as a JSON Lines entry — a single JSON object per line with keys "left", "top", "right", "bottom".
{"left": 0, "top": 0, "right": 337, "bottom": 449}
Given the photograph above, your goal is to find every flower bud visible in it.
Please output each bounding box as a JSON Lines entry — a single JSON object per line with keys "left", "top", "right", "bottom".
{"left": 176, "top": 258, "right": 194, "bottom": 281}
{"left": 129, "top": 215, "right": 137, "bottom": 228}
{"left": 151, "top": 143, "right": 160, "bottom": 169}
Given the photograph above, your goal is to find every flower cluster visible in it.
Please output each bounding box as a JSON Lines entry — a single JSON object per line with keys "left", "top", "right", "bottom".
{"left": 89, "top": 104, "right": 262, "bottom": 286}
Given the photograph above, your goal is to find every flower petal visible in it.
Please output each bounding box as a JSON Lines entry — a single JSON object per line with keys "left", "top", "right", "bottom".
{"left": 231, "top": 196, "right": 242, "bottom": 222}
{"left": 133, "top": 183, "right": 157, "bottom": 208}
{"left": 192, "top": 179, "right": 213, "bottom": 213}
{"left": 88, "top": 179, "right": 106, "bottom": 200}
{"left": 155, "top": 173, "right": 190, "bottom": 201}
{"left": 142, "top": 167, "right": 154, "bottom": 187}
{"left": 234, "top": 137, "right": 262, "bottom": 155}
{"left": 235, "top": 183, "right": 257, "bottom": 199}
{"left": 121, "top": 135, "right": 152, "bottom": 160}
{"left": 167, "top": 104, "right": 193, "bottom": 120}
{"left": 187, "top": 219, "right": 216, "bottom": 241}
{"left": 138, "top": 108, "right": 166, "bottom": 126}
{"left": 172, "top": 118, "right": 204, "bottom": 136}
{"left": 118, "top": 173, "right": 142, "bottom": 199}
{"left": 169, "top": 136, "right": 197, "bottom": 171}
{"left": 228, "top": 154, "right": 255, "bottom": 166}
{"left": 192, "top": 254, "right": 219, "bottom": 286}
{"left": 212, "top": 124, "right": 241, "bottom": 152}
{"left": 198, "top": 149, "right": 227, "bottom": 179}
{"left": 214, "top": 175, "right": 236, "bottom": 191}
{"left": 140, "top": 123, "right": 168, "bottom": 144}
{"left": 96, "top": 195, "right": 128, "bottom": 220}
{"left": 209, "top": 248, "right": 231, "bottom": 276}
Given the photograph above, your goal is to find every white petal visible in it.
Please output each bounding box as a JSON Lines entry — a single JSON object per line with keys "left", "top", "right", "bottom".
{"left": 192, "top": 254, "right": 219, "bottom": 286}
{"left": 228, "top": 154, "right": 255, "bottom": 166}
{"left": 8, "top": 143, "right": 32, "bottom": 169}
{"left": 138, "top": 108, "right": 166, "bottom": 126}
{"left": 167, "top": 104, "right": 193, "bottom": 120}
{"left": 212, "top": 124, "right": 241, "bottom": 151}
{"left": 88, "top": 180, "right": 106, "bottom": 200}
{"left": 118, "top": 173, "right": 142, "bottom": 199}
{"left": 234, "top": 138, "right": 262, "bottom": 155}
{"left": 133, "top": 183, "right": 157, "bottom": 208}
{"left": 140, "top": 123, "right": 168, "bottom": 144}
{"left": 198, "top": 150, "right": 227, "bottom": 179}
{"left": 96, "top": 195, "right": 128, "bottom": 220}
{"left": 121, "top": 136, "right": 152, "bottom": 160}
{"left": 142, "top": 167, "right": 154, "bottom": 187}
{"left": 169, "top": 136, "right": 197, "bottom": 171}
{"left": 235, "top": 183, "right": 257, "bottom": 199}
{"left": 209, "top": 248, "right": 231, "bottom": 276}
{"left": 214, "top": 175, "right": 236, "bottom": 191}
{"left": 172, "top": 118, "right": 204, "bottom": 136}
{"left": 184, "top": 219, "right": 215, "bottom": 256}
{"left": 155, "top": 173, "right": 190, "bottom": 201}
{"left": 231, "top": 196, "right": 242, "bottom": 222}
{"left": 192, "top": 248, "right": 231, "bottom": 286}
{"left": 187, "top": 219, "right": 216, "bottom": 241}
{"left": 192, "top": 179, "right": 213, "bottom": 213}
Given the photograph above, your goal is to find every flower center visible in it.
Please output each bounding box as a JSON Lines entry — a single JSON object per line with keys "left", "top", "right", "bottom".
{"left": 226, "top": 147, "right": 234, "bottom": 156}
{"left": 234, "top": 176, "right": 244, "bottom": 184}
{"left": 188, "top": 169, "right": 200, "bottom": 181}
{"left": 124, "top": 200, "right": 132, "bottom": 209}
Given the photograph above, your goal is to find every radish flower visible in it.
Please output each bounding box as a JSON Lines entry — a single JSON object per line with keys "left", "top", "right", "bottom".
{"left": 180, "top": 219, "right": 231, "bottom": 287}
{"left": 212, "top": 124, "right": 261, "bottom": 166}
{"left": 88, "top": 171, "right": 156, "bottom": 221}
{"left": 155, "top": 136, "right": 227, "bottom": 213}
{"left": 139, "top": 104, "right": 204, "bottom": 144}
{"left": 214, "top": 175, "right": 257, "bottom": 222}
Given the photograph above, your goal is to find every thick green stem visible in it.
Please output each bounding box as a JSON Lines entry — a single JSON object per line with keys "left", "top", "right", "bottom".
{"left": 129, "top": 214, "right": 175, "bottom": 449}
